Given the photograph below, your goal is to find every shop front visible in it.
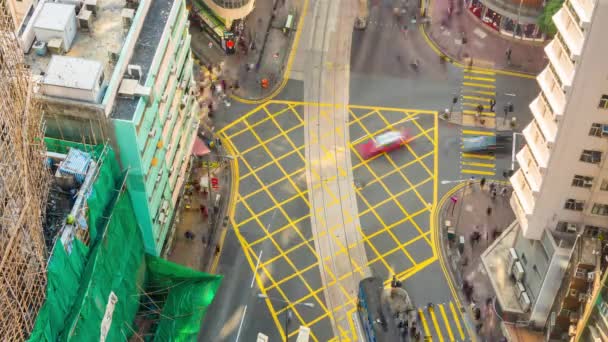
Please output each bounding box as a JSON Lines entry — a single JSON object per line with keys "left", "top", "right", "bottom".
{"left": 467, "top": 0, "right": 545, "bottom": 41}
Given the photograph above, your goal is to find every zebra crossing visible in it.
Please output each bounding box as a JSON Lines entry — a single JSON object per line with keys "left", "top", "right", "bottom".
{"left": 416, "top": 301, "right": 467, "bottom": 341}
{"left": 459, "top": 68, "right": 498, "bottom": 177}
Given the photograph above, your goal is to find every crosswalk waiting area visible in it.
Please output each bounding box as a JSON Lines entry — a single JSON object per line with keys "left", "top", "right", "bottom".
{"left": 459, "top": 68, "right": 498, "bottom": 177}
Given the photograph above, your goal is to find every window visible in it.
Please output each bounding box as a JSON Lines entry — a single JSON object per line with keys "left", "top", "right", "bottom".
{"left": 580, "top": 150, "right": 602, "bottom": 164}
{"left": 601, "top": 302, "right": 608, "bottom": 317}
{"left": 591, "top": 203, "right": 608, "bottom": 216}
{"left": 565, "top": 199, "right": 585, "bottom": 211}
{"left": 601, "top": 179, "right": 608, "bottom": 191}
{"left": 600, "top": 95, "right": 608, "bottom": 109}
{"left": 584, "top": 225, "right": 603, "bottom": 237}
{"left": 590, "top": 123, "right": 603, "bottom": 137}
{"left": 572, "top": 175, "right": 593, "bottom": 188}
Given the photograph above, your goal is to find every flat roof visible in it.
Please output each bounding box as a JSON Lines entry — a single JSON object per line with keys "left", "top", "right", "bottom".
{"left": 43, "top": 56, "right": 102, "bottom": 90}
{"left": 112, "top": 0, "right": 174, "bottom": 120}
{"left": 34, "top": 3, "right": 75, "bottom": 32}
{"left": 25, "top": 0, "right": 125, "bottom": 95}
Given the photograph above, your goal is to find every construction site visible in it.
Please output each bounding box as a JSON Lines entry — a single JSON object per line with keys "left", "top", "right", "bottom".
{"left": 0, "top": 0, "right": 222, "bottom": 340}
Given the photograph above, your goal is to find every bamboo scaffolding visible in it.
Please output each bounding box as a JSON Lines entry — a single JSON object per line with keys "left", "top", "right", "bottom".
{"left": 0, "top": 0, "right": 50, "bottom": 339}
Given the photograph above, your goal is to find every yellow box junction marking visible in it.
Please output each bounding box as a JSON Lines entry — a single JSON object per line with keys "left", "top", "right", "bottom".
{"left": 220, "top": 101, "right": 442, "bottom": 340}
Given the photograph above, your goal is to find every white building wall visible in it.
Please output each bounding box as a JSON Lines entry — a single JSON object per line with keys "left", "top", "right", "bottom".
{"left": 515, "top": 0, "right": 608, "bottom": 241}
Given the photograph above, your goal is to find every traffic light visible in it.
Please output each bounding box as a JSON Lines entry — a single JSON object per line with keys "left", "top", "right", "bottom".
{"left": 225, "top": 39, "right": 235, "bottom": 55}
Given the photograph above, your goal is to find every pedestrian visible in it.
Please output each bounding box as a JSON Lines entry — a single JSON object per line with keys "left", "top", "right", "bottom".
{"left": 489, "top": 182, "right": 496, "bottom": 193}
{"left": 475, "top": 321, "right": 483, "bottom": 333}
{"left": 214, "top": 245, "right": 221, "bottom": 256}
{"left": 491, "top": 188, "right": 497, "bottom": 200}
{"left": 500, "top": 187, "right": 508, "bottom": 197}
{"left": 503, "top": 104, "right": 509, "bottom": 119}
{"left": 480, "top": 177, "right": 486, "bottom": 190}
{"left": 476, "top": 103, "right": 483, "bottom": 117}
{"left": 489, "top": 98, "right": 496, "bottom": 112}
{"left": 487, "top": 206, "right": 492, "bottom": 216}
{"left": 506, "top": 47, "right": 512, "bottom": 64}
{"left": 468, "top": 176, "right": 476, "bottom": 190}
{"left": 473, "top": 307, "right": 482, "bottom": 321}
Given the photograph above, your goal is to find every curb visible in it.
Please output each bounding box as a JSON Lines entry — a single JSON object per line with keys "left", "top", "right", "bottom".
{"left": 419, "top": 23, "right": 537, "bottom": 79}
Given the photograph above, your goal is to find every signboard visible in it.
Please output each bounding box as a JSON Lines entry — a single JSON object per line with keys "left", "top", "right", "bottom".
{"left": 211, "top": 177, "right": 219, "bottom": 190}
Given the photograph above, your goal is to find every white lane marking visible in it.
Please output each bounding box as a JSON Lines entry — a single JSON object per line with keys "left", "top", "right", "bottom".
{"left": 235, "top": 305, "right": 248, "bottom": 342}
{"left": 251, "top": 249, "right": 263, "bottom": 288}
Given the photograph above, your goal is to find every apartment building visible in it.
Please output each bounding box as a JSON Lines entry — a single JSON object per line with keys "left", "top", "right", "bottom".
{"left": 575, "top": 267, "right": 608, "bottom": 341}
{"left": 482, "top": 0, "right": 608, "bottom": 329}
{"left": 19, "top": 0, "right": 200, "bottom": 255}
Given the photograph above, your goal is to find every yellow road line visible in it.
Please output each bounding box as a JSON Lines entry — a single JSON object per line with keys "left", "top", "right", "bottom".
{"left": 450, "top": 302, "right": 465, "bottom": 340}
{"left": 463, "top": 75, "right": 495, "bottom": 82}
{"left": 461, "top": 161, "right": 495, "bottom": 168}
{"left": 462, "top": 153, "right": 495, "bottom": 160}
{"left": 462, "top": 130, "right": 495, "bottom": 136}
{"left": 464, "top": 68, "right": 496, "bottom": 75}
{"left": 462, "top": 110, "right": 495, "bottom": 117}
{"left": 462, "top": 95, "right": 491, "bottom": 102}
{"left": 430, "top": 307, "right": 445, "bottom": 341}
{"left": 462, "top": 169, "right": 496, "bottom": 176}
{"left": 461, "top": 161, "right": 496, "bottom": 169}
{"left": 419, "top": 309, "right": 432, "bottom": 338}
{"left": 463, "top": 82, "right": 496, "bottom": 89}
{"left": 461, "top": 89, "right": 496, "bottom": 96}
{"left": 439, "top": 304, "right": 455, "bottom": 342}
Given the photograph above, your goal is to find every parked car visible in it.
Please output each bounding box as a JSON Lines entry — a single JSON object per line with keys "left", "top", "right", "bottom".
{"left": 357, "top": 130, "right": 412, "bottom": 159}
{"left": 462, "top": 131, "right": 512, "bottom": 154}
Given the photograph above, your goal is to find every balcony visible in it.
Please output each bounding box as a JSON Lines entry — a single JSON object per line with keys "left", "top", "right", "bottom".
{"left": 553, "top": 7, "right": 584, "bottom": 58}
{"left": 568, "top": 0, "right": 593, "bottom": 29}
{"left": 511, "top": 168, "right": 535, "bottom": 215}
{"left": 523, "top": 121, "right": 551, "bottom": 168}
{"left": 529, "top": 95, "right": 558, "bottom": 142}
{"left": 516, "top": 146, "right": 543, "bottom": 192}
{"left": 545, "top": 39, "right": 575, "bottom": 89}
{"left": 537, "top": 66, "right": 567, "bottom": 116}
{"left": 510, "top": 194, "right": 530, "bottom": 233}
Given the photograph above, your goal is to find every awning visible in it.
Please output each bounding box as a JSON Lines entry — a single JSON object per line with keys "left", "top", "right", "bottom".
{"left": 192, "top": 137, "right": 210, "bottom": 156}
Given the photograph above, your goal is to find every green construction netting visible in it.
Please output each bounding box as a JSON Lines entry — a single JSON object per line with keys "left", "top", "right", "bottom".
{"left": 145, "top": 256, "right": 223, "bottom": 342}
{"left": 29, "top": 140, "right": 222, "bottom": 341}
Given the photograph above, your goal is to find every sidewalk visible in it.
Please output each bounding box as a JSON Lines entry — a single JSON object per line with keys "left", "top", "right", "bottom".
{"left": 189, "top": 0, "right": 304, "bottom": 101}
{"left": 425, "top": 0, "right": 547, "bottom": 74}
{"left": 439, "top": 181, "right": 515, "bottom": 341}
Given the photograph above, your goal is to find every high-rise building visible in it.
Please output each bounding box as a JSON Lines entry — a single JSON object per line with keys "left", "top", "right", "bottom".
{"left": 18, "top": 0, "right": 200, "bottom": 255}
{"left": 483, "top": 0, "right": 608, "bottom": 330}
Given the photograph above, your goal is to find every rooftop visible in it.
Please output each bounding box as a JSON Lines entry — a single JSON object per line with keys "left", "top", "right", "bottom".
{"left": 25, "top": 0, "right": 126, "bottom": 95}
{"left": 43, "top": 56, "right": 103, "bottom": 90}
{"left": 112, "top": 0, "right": 173, "bottom": 120}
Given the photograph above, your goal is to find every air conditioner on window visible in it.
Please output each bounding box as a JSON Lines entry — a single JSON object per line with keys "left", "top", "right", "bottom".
{"left": 507, "top": 248, "right": 518, "bottom": 271}
{"left": 157, "top": 212, "right": 165, "bottom": 224}
{"left": 584, "top": 180, "right": 594, "bottom": 187}
{"left": 566, "top": 223, "right": 578, "bottom": 233}
{"left": 519, "top": 292, "right": 531, "bottom": 312}
{"left": 588, "top": 271, "right": 596, "bottom": 282}
{"left": 148, "top": 129, "right": 156, "bottom": 137}
{"left": 512, "top": 261, "right": 525, "bottom": 281}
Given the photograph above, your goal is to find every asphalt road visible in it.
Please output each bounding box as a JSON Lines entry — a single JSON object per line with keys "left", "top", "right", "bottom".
{"left": 199, "top": 0, "right": 539, "bottom": 340}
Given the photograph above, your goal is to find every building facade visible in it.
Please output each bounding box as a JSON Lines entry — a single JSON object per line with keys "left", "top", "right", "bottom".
{"left": 576, "top": 267, "right": 608, "bottom": 341}
{"left": 467, "top": 0, "right": 545, "bottom": 41}
{"left": 484, "top": 0, "right": 608, "bottom": 329}
{"left": 21, "top": 0, "right": 200, "bottom": 255}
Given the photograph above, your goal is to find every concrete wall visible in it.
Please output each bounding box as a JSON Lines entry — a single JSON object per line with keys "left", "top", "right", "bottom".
{"left": 514, "top": 228, "right": 552, "bottom": 301}
{"left": 523, "top": 0, "right": 608, "bottom": 240}
{"left": 530, "top": 246, "right": 570, "bottom": 327}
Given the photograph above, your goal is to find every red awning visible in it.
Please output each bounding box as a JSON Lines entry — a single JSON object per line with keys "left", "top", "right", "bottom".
{"left": 192, "top": 137, "right": 211, "bottom": 156}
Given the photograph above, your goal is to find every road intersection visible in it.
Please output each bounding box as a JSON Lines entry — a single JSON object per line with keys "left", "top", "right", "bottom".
{"left": 198, "top": 0, "right": 539, "bottom": 340}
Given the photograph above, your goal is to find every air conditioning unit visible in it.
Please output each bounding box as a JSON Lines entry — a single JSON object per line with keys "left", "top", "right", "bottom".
{"left": 579, "top": 293, "right": 589, "bottom": 302}
{"left": 158, "top": 212, "right": 165, "bottom": 224}
{"left": 566, "top": 223, "right": 578, "bottom": 233}
{"left": 515, "top": 282, "right": 526, "bottom": 299}
{"left": 161, "top": 200, "right": 169, "bottom": 212}
{"left": 127, "top": 64, "right": 143, "bottom": 81}
{"left": 519, "top": 292, "right": 531, "bottom": 312}
{"left": 161, "top": 93, "right": 168, "bottom": 103}
{"left": 507, "top": 248, "right": 519, "bottom": 270}
{"left": 156, "top": 174, "right": 161, "bottom": 183}
{"left": 166, "top": 143, "right": 172, "bottom": 151}
{"left": 512, "top": 261, "right": 525, "bottom": 281}
{"left": 588, "top": 272, "right": 596, "bottom": 282}
{"left": 121, "top": 8, "right": 135, "bottom": 29}
{"left": 148, "top": 129, "right": 156, "bottom": 137}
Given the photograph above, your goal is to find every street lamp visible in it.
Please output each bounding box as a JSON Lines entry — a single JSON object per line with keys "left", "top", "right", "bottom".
{"left": 257, "top": 294, "right": 315, "bottom": 342}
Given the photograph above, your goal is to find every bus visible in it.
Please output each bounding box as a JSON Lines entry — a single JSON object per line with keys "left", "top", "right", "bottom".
{"left": 357, "top": 277, "right": 401, "bottom": 341}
